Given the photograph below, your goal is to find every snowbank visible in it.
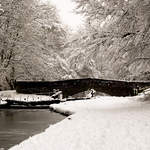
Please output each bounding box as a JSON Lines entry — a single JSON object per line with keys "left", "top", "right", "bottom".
{"left": 10, "top": 94, "right": 150, "bottom": 150}
{"left": 0, "top": 90, "right": 53, "bottom": 102}
{"left": 49, "top": 96, "right": 146, "bottom": 115}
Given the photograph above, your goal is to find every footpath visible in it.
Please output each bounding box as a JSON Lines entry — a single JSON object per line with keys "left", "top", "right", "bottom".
{"left": 10, "top": 92, "right": 150, "bottom": 150}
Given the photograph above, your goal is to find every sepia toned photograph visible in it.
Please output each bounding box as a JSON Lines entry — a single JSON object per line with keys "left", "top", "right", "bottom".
{"left": 0, "top": 0, "right": 150, "bottom": 149}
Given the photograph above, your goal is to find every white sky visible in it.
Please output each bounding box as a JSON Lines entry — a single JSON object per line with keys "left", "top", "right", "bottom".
{"left": 41, "top": 0, "right": 85, "bottom": 32}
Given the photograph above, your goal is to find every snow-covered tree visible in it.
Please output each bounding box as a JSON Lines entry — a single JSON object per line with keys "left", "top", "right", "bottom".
{"left": 70, "top": 0, "right": 150, "bottom": 80}
{"left": 0, "top": 0, "right": 67, "bottom": 90}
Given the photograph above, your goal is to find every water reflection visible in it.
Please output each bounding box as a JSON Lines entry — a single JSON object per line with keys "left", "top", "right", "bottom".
{"left": 0, "top": 109, "right": 65, "bottom": 149}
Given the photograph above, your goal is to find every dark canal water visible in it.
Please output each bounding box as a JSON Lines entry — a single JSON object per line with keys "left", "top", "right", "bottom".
{"left": 0, "top": 109, "right": 65, "bottom": 149}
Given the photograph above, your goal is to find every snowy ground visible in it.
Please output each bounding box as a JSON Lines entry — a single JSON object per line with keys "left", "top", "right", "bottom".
{"left": 10, "top": 91, "right": 150, "bottom": 150}
{"left": 0, "top": 90, "right": 53, "bottom": 102}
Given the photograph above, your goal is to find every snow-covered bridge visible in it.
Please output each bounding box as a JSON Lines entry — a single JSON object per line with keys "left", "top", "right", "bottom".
{"left": 15, "top": 78, "right": 150, "bottom": 97}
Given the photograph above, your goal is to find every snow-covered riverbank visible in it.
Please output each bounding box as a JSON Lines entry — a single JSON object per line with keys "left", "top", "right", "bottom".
{"left": 0, "top": 90, "right": 52, "bottom": 102}
{"left": 10, "top": 93, "right": 150, "bottom": 150}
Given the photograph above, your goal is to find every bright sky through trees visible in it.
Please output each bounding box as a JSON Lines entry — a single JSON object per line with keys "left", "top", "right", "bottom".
{"left": 41, "top": 0, "right": 85, "bottom": 32}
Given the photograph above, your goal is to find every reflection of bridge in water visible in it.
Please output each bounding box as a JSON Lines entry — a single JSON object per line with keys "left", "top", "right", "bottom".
{"left": 15, "top": 78, "right": 150, "bottom": 97}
